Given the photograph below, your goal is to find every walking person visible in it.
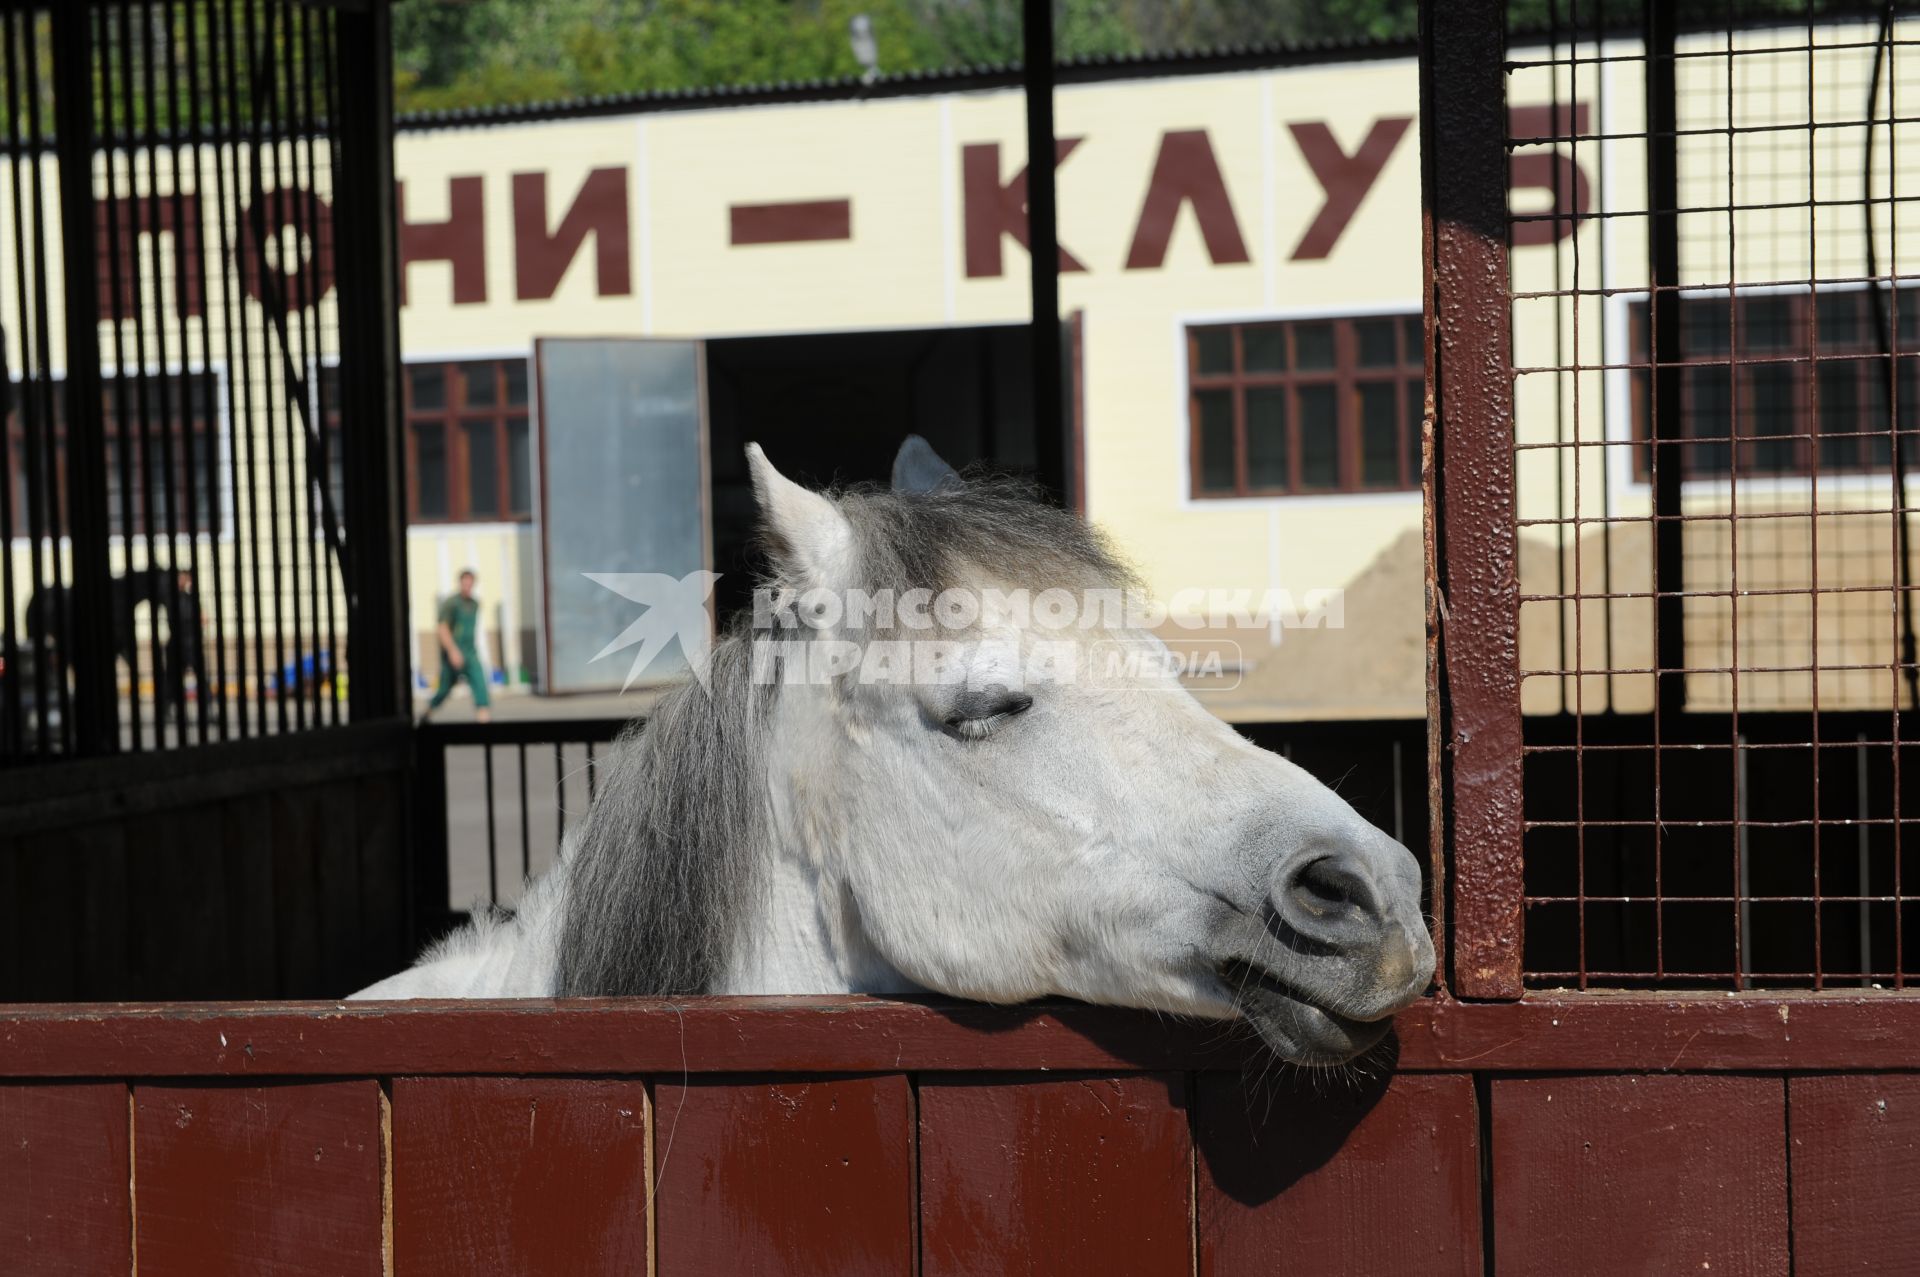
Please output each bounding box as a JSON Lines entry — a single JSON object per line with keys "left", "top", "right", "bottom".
{"left": 423, "top": 569, "right": 491, "bottom": 723}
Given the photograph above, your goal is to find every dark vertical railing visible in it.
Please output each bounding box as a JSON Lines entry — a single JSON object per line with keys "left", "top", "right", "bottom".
{"left": 51, "top": 5, "right": 116, "bottom": 756}
{"left": 1646, "top": 2, "right": 1686, "bottom": 717}
{"left": 1423, "top": 0, "right": 1524, "bottom": 999}
{"left": 1021, "top": 0, "right": 1065, "bottom": 500}
{"left": 333, "top": 0, "right": 407, "bottom": 726}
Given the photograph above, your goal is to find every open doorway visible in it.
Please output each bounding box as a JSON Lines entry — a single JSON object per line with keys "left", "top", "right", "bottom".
{"left": 703, "top": 323, "right": 1037, "bottom": 618}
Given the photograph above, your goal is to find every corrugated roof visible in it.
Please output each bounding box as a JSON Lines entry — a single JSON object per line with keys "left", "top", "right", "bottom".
{"left": 393, "top": 35, "right": 1419, "bottom": 132}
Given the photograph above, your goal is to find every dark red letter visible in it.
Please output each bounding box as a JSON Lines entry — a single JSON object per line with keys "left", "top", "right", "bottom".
{"left": 1288, "top": 117, "right": 1413, "bottom": 261}
{"left": 239, "top": 186, "right": 334, "bottom": 312}
{"left": 1508, "top": 104, "right": 1593, "bottom": 247}
{"left": 962, "top": 139, "right": 1086, "bottom": 278}
{"left": 398, "top": 174, "right": 486, "bottom": 305}
{"left": 97, "top": 193, "right": 205, "bottom": 319}
{"left": 513, "top": 167, "right": 631, "bottom": 301}
{"left": 1125, "top": 129, "right": 1250, "bottom": 270}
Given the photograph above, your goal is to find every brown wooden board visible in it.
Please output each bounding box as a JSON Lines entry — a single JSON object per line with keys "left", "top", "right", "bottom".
{"left": 918, "top": 1074, "right": 1191, "bottom": 1277}
{"left": 10, "top": 996, "right": 1920, "bottom": 1080}
{"left": 315, "top": 778, "right": 365, "bottom": 998}
{"left": 133, "top": 1079, "right": 383, "bottom": 1276}
{"left": 221, "top": 793, "right": 279, "bottom": 1000}
{"left": 354, "top": 770, "right": 406, "bottom": 989}
{"left": 392, "top": 1076, "right": 649, "bottom": 1276}
{"left": 1490, "top": 1074, "right": 1789, "bottom": 1275}
{"left": 271, "top": 788, "right": 324, "bottom": 995}
{"left": 0, "top": 1083, "right": 131, "bottom": 1274}
{"left": 1196, "top": 1071, "right": 1481, "bottom": 1276}
{"left": 652, "top": 1074, "right": 913, "bottom": 1276}
{"left": 1789, "top": 1074, "right": 1920, "bottom": 1275}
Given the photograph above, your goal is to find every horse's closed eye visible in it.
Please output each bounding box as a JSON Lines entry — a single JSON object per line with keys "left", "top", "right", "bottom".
{"left": 944, "top": 692, "right": 1033, "bottom": 741}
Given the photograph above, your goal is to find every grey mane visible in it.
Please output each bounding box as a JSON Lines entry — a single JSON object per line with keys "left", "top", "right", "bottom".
{"left": 554, "top": 462, "right": 1133, "bottom": 997}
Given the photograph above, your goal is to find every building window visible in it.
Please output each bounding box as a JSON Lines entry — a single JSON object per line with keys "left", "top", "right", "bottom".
{"left": 1630, "top": 287, "right": 1920, "bottom": 480}
{"left": 5, "top": 373, "right": 220, "bottom": 539}
{"left": 404, "top": 358, "right": 533, "bottom": 524}
{"left": 1187, "top": 314, "right": 1422, "bottom": 498}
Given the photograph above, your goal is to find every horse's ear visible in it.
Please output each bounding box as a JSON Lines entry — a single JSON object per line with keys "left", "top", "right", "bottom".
{"left": 746, "top": 443, "right": 855, "bottom": 585}
{"left": 891, "top": 434, "right": 961, "bottom": 495}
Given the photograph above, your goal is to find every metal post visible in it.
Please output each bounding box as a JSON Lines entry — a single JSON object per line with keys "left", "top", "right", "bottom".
{"left": 1021, "top": 0, "right": 1066, "bottom": 500}
{"left": 1423, "top": 0, "right": 1524, "bottom": 999}
{"left": 1647, "top": 2, "right": 1687, "bottom": 715}
{"left": 332, "top": 1, "right": 408, "bottom": 723}
{"left": 49, "top": 6, "right": 116, "bottom": 756}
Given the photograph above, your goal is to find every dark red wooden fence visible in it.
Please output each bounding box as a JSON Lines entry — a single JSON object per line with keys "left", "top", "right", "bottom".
{"left": 5, "top": 996, "right": 1918, "bottom": 1274}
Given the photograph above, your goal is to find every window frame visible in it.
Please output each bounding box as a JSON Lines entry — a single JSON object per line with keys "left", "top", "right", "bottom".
{"left": 1627, "top": 283, "right": 1920, "bottom": 484}
{"left": 1185, "top": 313, "right": 1424, "bottom": 501}
{"left": 402, "top": 357, "right": 534, "bottom": 526}
{"left": 5, "top": 370, "right": 225, "bottom": 542}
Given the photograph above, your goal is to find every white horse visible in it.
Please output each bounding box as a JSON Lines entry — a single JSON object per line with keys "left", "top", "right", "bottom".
{"left": 356, "top": 439, "right": 1434, "bottom": 1065}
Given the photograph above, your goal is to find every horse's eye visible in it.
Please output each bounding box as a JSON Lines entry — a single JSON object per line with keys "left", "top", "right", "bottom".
{"left": 944, "top": 691, "right": 1033, "bottom": 741}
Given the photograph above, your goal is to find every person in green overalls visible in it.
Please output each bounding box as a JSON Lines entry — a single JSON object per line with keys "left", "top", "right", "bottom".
{"left": 424, "top": 569, "right": 491, "bottom": 722}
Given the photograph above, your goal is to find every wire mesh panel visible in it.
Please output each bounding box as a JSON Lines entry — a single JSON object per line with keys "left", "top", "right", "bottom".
{"left": 1498, "top": 1, "right": 1920, "bottom": 990}
{"left": 0, "top": 1, "right": 400, "bottom": 762}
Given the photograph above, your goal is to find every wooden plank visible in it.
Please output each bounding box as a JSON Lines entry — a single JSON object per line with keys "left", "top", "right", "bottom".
{"left": 271, "top": 788, "right": 324, "bottom": 995}
{"left": 391, "top": 1077, "right": 649, "bottom": 1276}
{"left": 653, "top": 1075, "right": 912, "bottom": 1276}
{"left": 1491, "top": 1074, "right": 1789, "bottom": 1275}
{"left": 9, "top": 997, "right": 1920, "bottom": 1079}
{"left": 0, "top": 1083, "right": 131, "bottom": 1274}
{"left": 131, "top": 807, "right": 227, "bottom": 1000}
{"left": 919, "top": 1074, "right": 1191, "bottom": 1277}
{"left": 14, "top": 830, "right": 81, "bottom": 1000}
{"left": 1789, "top": 1074, "right": 1920, "bottom": 1275}
{"left": 133, "top": 1080, "right": 383, "bottom": 1276}
{"left": 354, "top": 769, "right": 406, "bottom": 989}
{"left": 1196, "top": 1071, "right": 1481, "bottom": 1276}
{"left": 313, "top": 779, "right": 364, "bottom": 996}
{"left": 221, "top": 793, "right": 278, "bottom": 1000}
{"left": 73, "top": 821, "right": 130, "bottom": 999}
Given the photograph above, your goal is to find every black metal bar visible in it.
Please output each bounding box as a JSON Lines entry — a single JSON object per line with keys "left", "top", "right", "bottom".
{"left": 332, "top": 0, "right": 407, "bottom": 724}
{"left": 145, "top": 0, "right": 183, "bottom": 748}
{"left": 483, "top": 741, "right": 497, "bottom": 905}
{"left": 299, "top": 1, "right": 340, "bottom": 727}
{"left": 517, "top": 740, "right": 530, "bottom": 882}
{"left": 100, "top": 11, "right": 141, "bottom": 752}
{"left": 0, "top": 16, "right": 16, "bottom": 758}
{"left": 1647, "top": 1, "right": 1686, "bottom": 715}
{"left": 4, "top": 11, "right": 47, "bottom": 756}
{"left": 51, "top": 4, "right": 116, "bottom": 756}
{"left": 407, "top": 718, "right": 452, "bottom": 952}
{"left": 1021, "top": 0, "right": 1065, "bottom": 500}
{"left": 184, "top": 0, "right": 230, "bottom": 741}
{"left": 162, "top": 0, "right": 202, "bottom": 744}
{"left": 213, "top": 0, "right": 256, "bottom": 739}
{"left": 121, "top": 1, "right": 162, "bottom": 750}
{"left": 24, "top": 14, "right": 68, "bottom": 754}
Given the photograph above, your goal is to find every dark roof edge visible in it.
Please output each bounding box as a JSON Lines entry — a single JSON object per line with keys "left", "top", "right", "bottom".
{"left": 393, "top": 37, "right": 1419, "bottom": 133}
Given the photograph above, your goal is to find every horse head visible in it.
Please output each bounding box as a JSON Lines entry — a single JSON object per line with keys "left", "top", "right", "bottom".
{"left": 725, "top": 439, "right": 1434, "bottom": 1064}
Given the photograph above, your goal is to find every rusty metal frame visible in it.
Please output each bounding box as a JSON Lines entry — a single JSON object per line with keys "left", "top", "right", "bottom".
{"left": 1423, "top": 0, "right": 1525, "bottom": 1000}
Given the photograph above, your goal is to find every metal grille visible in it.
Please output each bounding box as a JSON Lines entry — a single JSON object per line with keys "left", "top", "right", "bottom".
{"left": 1, "top": 1, "right": 398, "bottom": 762}
{"left": 1502, "top": 3, "right": 1920, "bottom": 989}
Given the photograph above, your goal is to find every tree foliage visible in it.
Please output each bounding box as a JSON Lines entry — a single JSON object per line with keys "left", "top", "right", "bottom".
{"left": 387, "top": 0, "right": 1897, "bottom": 114}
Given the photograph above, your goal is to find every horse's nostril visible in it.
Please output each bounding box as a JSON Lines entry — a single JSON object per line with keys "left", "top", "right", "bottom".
{"left": 1277, "top": 852, "right": 1386, "bottom": 943}
{"left": 1290, "top": 860, "right": 1351, "bottom": 910}
{"left": 1290, "top": 856, "right": 1364, "bottom": 917}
